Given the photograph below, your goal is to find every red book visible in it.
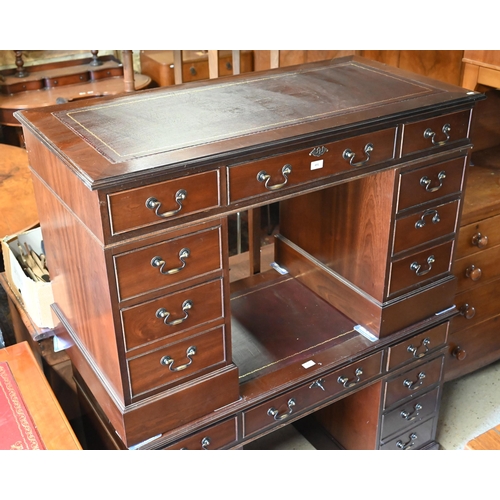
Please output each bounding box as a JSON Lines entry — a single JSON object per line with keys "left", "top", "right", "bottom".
{"left": 0, "top": 361, "right": 46, "bottom": 450}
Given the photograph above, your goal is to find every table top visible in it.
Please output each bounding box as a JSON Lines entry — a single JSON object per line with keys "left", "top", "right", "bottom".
{"left": 0, "top": 341, "right": 81, "bottom": 450}
{"left": 0, "top": 143, "right": 39, "bottom": 239}
{"left": 16, "top": 56, "right": 484, "bottom": 191}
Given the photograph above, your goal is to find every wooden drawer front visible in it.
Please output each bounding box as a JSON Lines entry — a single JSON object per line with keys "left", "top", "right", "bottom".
{"left": 392, "top": 199, "right": 460, "bottom": 256}
{"left": 396, "top": 157, "right": 466, "bottom": 212}
{"left": 114, "top": 225, "right": 222, "bottom": 302}
{"left": 381, "top": 387, "right": 439, "bottom": 440}
{"left": 380, "top": 417, "right": 435, "bottom": 450}
{"left": 388, "top": 240, "right": 454, "bottom": 296}
{"left": 243, "top": 351, "right": 383, "bottom": 437}
{"left": 450, "top": 278, "right": 500, "bottom": 334}
{"left": 128, "top": 326, "right": 227, "bottom": 396}
{"left": 454, "top": 244, "right": 500, "bottom": 293}
{"left": 108, "top": 170, "right": 220, "bottom": 235}
{"left": 386, "top": 322, "right": 448, "bottom": 372}
{"left": 456, "top": 213, "right": 500, "bottom": 259}
{"left": 121, "top": 279, "right": 224, "bottom": 351}
{"left": 384, "top": 355, "right": 443, "bottom": 409}
{"left": 400, "top": 110, "right": 470, "bottom": 157}
{"left": 164, "top": 417, "right": 238, "bottom": 450}
{"left": 228, "top": 127, "right": 397, "bottom": 203}
{"left": 123, "top": 365, "right": 239, "bottom": 445}
{"left": 445, "top": 315, "right": 500, "bottom": 382}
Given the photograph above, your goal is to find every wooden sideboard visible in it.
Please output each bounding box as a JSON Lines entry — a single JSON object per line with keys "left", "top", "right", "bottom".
{"left": 15, "top": 56, "right": 484, "bottom": 450}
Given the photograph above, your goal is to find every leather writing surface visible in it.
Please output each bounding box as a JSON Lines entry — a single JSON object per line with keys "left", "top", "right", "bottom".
{"left": 53, "top": 60, "right": 433, "bottom": 164}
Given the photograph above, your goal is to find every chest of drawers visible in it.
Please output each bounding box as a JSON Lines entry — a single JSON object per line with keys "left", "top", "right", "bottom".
{"left": 445, "top": 156, "right": 500, "bottom": 380}
{"left": 15, "top": 57, "right": 483, "bottom": 449}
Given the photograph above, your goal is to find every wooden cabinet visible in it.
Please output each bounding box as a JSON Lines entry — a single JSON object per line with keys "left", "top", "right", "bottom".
{"left": 14, "top": 56, "right": 483, "bottom": 449}
{"left": 445, "top": 152, "right": 500, "bottom": 380}
{"left": 140, "top": 50, "right": 254, "bottom": 87}
{"left": 443, "top": 65, "right": 500, "bottom": 381}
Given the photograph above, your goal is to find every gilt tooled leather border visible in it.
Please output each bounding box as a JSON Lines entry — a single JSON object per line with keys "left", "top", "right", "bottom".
{"left": 52, "top": 62, "right": 433, "bottom": 164}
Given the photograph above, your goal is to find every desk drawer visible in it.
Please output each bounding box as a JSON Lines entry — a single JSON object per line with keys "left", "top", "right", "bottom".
{"left": 400, "top": 110, "right": 470, "bottom": 157}
{"left": 114, "top": 224, "right": 222, "bottom": 301}
{"left": 121, "top": 278, "right": 224, "bottom": 351}
{"left": 108, "top": 170, "right": 220, "bottom": 235}
{"left": 456, "top": 213, "right": 500, "bottom": 258}
{"left": 450, "top": 278, "right": 500, "bottom": 334}
{"left": 454, "top": 244, "right": 500, "bottom": 293}
{"left": 380, "top": 417, "right": 435, "bottom": 450}
{"left": 384, "top": 355, "right": 443, "bottom": 409}
{"left": 392, "top": 199, "right": 460, "bottom": 256}
{"left": 228, "top": 127, "right": 397, "bottom": 203}
{"left": 386, "top": 322, "right": 448, "bottom": 372}
{"left": 381, "top": 387, "right": 439, "bottom": 440}
{"left": 445, "top": 315, "right": 500, "bottom": 381}
{"left": 164, "top": 417, "right": 238, "bottom": 450}
{"left": 243, "top": 351, "right": 383, "bottom": 437}
{"left": 388, "top": 240, "right": 454, "bottom": 297}
{"left": 396, "top": 157, "right": 466, "bottom": 212}
{"left": 127, "top": 326, "right": 227, "bottom": 397}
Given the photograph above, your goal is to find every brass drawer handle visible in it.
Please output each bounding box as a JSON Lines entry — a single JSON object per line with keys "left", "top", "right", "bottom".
{"left": 400, "top": 403, "right": 423, "bottom": 422}
{"left": 201, "top": 437, "right": 211, "bottom": 450}
{"left": 403, "top": 372, "right": 426, "bottom": 391}
{"left": 407, "top": 337, "right": 431, "bottom": 358}
{"left": 396, "top": 432, "right": 418, "bottom": 450}
{"left": 337, "top": 367, "right": 363, "bottom": 388}
{"left": 257, "top": 164, "right": 292, "bottom": 191}
{"left": 151, "top": 248, "right": 190, "bottom": 275}
{"left": 267, "top": 398, "right": 296, "bottom": 421}
{"left": 410, "top": 255, "right": 435, "bottom": 276}
{"left": 145, "top": 189, "right": 187, "bottom": 218}
{"left": 420, "top": 170, "right": 446, "bottom": 192}
{"left": 342, "top": 142, "right": 374, "bottom": 167}
{"left": 156, "top": 299, "right": 193, "bottom": 326}
{"left": 160, "top": 345, "right": 197, "bottom": 372}
{"left": 423, "top": 123, "right": 451, "bottom": 146}
{"left": 415, "top": 209, "right": 441, "bottom": 229}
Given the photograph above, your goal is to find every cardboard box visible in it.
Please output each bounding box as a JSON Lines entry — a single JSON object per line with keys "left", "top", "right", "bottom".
{"left": 1, "top": 227, "right": 55, "bottom": 328}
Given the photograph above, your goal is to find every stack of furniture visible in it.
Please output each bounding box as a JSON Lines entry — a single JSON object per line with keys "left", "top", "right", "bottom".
{"left": 14, "top": 56, "right": 484, "bottom": 450}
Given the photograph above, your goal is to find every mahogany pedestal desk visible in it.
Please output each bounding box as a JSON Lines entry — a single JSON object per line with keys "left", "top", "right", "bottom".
{"left": 15, "top": 57, "right": 484, "bottom": 450}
